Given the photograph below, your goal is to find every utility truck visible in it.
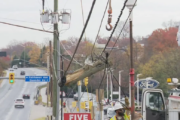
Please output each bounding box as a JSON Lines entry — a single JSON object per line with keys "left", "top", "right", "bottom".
{"left": 141, "top": 78, "right": 180, "bottom": 120}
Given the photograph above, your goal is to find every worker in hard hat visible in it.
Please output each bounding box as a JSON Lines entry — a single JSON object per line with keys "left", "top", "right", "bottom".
{"left": 110, "top": 103, "right": 129, "bottom": 120}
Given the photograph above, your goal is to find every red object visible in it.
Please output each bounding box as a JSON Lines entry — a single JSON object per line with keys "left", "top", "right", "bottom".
{"left": 130, "top": 68, "right": 135, "bottom": 112}
{"left": 64, "top": 113, "right": 91, "bottom": 120}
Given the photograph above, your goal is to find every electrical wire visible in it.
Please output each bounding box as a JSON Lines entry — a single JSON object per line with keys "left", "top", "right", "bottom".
{"left": 55, "top": 32, "right": 83, "bottom": 66}
{"left": 101, "top": 0, "right": 128, "bottom": 55}
{"left": 90, "top": 0, "right": 110, "bottom": 58}
{"left": 109, "top": 0, "right": 137, "bottom": 56}
{"left": 64, "top": 0, "right": 97, "bottom": 75}
{"left": 0, "top": 21, "right": 53, "bottom": 33}
{"left": 0, "top": 17, "right": 42, "bottom": 24}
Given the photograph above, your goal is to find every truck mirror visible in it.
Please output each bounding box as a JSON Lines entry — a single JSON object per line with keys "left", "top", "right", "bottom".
{"left": 142, "top": 89, "right": 166, "bottom": 120}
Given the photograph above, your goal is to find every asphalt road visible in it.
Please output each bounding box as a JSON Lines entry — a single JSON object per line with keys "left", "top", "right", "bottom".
{"left": 0, "top": 68, "right": 47, "bottom": 120}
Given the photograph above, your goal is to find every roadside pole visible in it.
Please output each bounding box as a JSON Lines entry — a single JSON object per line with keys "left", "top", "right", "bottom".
{"left": 56, "top": 32, "right": 61, "bottom": 120}
{"left": 78, "top": 81, "right": 82, "bottom": 113}
{"left": 61, "top": 56, "right": 64, "bottom": 120}
{"left": 49, "top": 41, "right": 53, "bottom": 120}
{"left": 52, "top": 0, "right": 60, "bottom": 119}
{"left": 47, "top": 55, "right": 50, "bottom": 119}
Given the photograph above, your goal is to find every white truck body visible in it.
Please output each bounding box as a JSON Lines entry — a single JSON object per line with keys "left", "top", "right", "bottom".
{"left": 142, "top": 88, "right": 180, "bottom": 120}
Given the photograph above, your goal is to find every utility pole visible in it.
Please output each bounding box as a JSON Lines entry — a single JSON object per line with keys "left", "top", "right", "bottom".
{"left": 129, "top": 9, "right": 135, "bottom": 120}
{"left": 49, "top": 41, "right": 53, "bottom": 120}
{"left": 126, "top": 0, "right": 136, "bottom": 119}
{"left": 52, "top": 0, "right": 60, "bottom": 118}
{"left": 61, "top": 55, "right": 63, "bottom": 120}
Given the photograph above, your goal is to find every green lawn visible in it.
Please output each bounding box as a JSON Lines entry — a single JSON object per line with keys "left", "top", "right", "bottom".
{"left": 35, "top": 117, "right": 46, "bottom": 120}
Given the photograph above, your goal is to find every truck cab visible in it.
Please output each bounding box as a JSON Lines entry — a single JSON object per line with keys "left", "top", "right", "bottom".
{"left": 141, "top": 89, "right": 167, "bottom": 120}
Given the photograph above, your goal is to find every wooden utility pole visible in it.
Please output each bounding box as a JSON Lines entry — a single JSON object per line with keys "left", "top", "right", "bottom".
{"left": 96, "top": 89, "right": 104, "bottom": 120}
{"left": 49, "top": 41, "right": 53, "bottom": 120}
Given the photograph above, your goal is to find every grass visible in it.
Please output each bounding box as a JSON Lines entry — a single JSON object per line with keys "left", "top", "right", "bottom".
{"left": 35, "top": 117, "right": 46, "bottom": 120}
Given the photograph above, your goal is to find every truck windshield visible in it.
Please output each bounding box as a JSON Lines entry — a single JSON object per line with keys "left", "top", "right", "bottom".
{"left": 146, "top": 92, "right": 164, "bottom": 111}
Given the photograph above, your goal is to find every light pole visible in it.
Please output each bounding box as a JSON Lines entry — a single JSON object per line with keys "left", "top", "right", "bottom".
{"left": 126, "top": 0, "right": 136, "bottom": 119}
{"left": 119, "top": 70, "right": 123, "bottom": 102}
{"left": 136, "top": 74, "right": 142, "bottom": 107}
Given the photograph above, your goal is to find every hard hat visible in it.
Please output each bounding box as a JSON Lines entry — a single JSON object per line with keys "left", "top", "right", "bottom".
{"left": 113, "top": 103, "right": 123, "bottom": 111}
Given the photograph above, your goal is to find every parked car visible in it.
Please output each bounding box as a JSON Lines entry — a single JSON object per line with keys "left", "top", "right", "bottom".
{"left": 22, "top": 94, "right": 30, "bottom": 99}
{"left": 20, "top": 71, "right": 25, "bottom": 75}
{"left": 9, "top": 68, "right": 14, "bottom": 71}
{"left": 13, "top": 65, "right": 18, "bottom": 69}
{"left": 14, "top": 98, "right": 25, "bottom": 108}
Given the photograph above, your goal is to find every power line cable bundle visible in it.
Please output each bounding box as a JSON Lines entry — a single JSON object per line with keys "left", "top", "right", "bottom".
{"left": 101, "top": 0, "right": 129, "bottom": 55}
{"left": 64, "top": 0, "right": 97, "bottom": 75}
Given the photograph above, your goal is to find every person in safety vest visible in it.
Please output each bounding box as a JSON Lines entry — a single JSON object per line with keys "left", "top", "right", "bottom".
{"left": 110, "top": 103, "right": 129, "bottom": 120}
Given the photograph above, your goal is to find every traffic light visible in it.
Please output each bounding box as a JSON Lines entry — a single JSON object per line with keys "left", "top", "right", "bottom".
{"left": 84, "top": 77, "right": 88, "bottom": 86}
{"left": 9, "top": 73, "right": 15, "bottom": 84}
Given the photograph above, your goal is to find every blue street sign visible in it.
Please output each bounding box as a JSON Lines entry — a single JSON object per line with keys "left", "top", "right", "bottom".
{"left": 134, "top": 79, "right": 159, "bottom": 89}
{"left": 25, "top": 76, "right": 50, "bottom": 82}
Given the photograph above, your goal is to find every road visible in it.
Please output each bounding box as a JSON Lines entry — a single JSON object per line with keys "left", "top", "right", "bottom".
{"left": 0, "top": 68, "right": 47, "bottom": 120}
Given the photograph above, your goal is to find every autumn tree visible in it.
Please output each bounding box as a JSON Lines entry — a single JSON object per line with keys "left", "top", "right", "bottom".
{"left": 29, "top": 46, "right": 40, "bottom": 65}
{"left": 146, "top": 27, "right": 178, "bottom": 57}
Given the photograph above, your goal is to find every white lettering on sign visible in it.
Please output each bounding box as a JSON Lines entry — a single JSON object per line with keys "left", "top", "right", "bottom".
{"left": 84, "top": 114, "right": 88, "bottom": 120}
{"left": 77, "top": 115, "right": 82, "bottom": 120}
{"left": 69, "top": 114, "right": 73, "bottom": 120}
{"left": 69, "top": 114, "right": 88, "bottom": 120}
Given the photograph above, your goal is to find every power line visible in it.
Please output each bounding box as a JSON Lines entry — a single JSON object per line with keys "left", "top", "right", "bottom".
{"left": 0, "top": 17, "right": 42, "bottom": 24}
{"left": 64, "top": 0, "right": 97, "bottom": 75}
{"left": 90, "top": 0, "right": 110, "bottom": 57}
{"left": 60, "top": 42, "right": 83, "bottom": 66}
{"left": 0, "top": 21, "right": 54, "bottom": 33}
{"left": 101, "top": 0, "right": 128, "bottom": 55}
{"left": 109, "top": 0, "right": 137, "bottom": 56}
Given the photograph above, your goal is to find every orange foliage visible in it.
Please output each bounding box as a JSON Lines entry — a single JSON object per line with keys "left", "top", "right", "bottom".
{"left": 148, "top": 27, "right": 178, "bottom": 52}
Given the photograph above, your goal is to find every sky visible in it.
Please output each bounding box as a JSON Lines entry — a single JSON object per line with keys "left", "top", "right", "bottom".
{"left": 0, "top": 0, "right": 180, "bottom": 48}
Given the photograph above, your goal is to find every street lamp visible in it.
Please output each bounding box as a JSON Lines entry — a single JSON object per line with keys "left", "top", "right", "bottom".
{"left": 125, "top": 0, "right": 137, "bottom": 119}
{"left": 136, "top": 74, "right": 142, "bottom": 107}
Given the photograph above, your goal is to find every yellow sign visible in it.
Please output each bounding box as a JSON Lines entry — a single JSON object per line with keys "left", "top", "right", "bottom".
{"left": 77, "top": 81, "right": 81, "bottom": 86}
{"left": 167, "top": 78, "right": 172, "bottom": 83}
{"left": 89, "top": 101, "right": 93, "bottom": 110}
{"left": 80, "top": 102, "right": 85, "bottom": 109}
{"left": 72, "top": 101, "right": 77, "bottom": 107}
{"left": 84, "top": 77, "right": 88, "bottom": 86}
{"left": 9, "top": 73, "right": 15, "bottom": 84}
{"left": 77, "top": 108, "right": 79, "bottom": 112}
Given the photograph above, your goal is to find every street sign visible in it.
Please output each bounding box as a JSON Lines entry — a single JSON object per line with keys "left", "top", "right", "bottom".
{"left": 64, "top": 113, "right": 91, "bottom": 120}
{"left": 135, "top": 79, "right": 159, "bottom": 89}
{"left": 25, "top": 76, "right": 50, "bottom": 82}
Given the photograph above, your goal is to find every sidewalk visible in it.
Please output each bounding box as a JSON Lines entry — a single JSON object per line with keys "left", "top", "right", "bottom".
{"left": 29, "top": 105, "right": 46, "bottom": 120}
{"left": 41, "top": 87, "right": 47, "bottom": 103}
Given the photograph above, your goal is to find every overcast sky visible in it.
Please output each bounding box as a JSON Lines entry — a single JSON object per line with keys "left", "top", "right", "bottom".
{"left": 0, "top": 0, "right": 180, "bottom": 48}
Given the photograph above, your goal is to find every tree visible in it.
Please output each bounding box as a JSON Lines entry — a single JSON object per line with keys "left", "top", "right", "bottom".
{"left": 20, "top": 51, "right": 30, "bottom": 67}
{"left": 147, "top": 27, "right": 178, "bottom": 53}
{"left": 11, "top": 55, "right": 19, "bottom": 67}
{"left": 29, "top": 46, "right": 40, "bottom": 65}
{"left": 137, "top": 48, "right": 180, "bottom": 97}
